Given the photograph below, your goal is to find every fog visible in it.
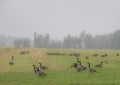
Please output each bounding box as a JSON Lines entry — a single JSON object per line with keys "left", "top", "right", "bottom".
{"left": 0, "top": 0, "right": 120, "bottom": 40}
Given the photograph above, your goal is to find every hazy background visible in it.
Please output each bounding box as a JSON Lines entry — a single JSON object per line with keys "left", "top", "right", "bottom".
{"left": 0, "top": 0, "right": 120, "bottom": 40}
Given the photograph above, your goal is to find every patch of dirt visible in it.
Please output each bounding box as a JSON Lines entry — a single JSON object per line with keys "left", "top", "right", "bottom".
{"left": 0, "top": 48, "right": 32, "bottom": 58}
{"left": 31, "top": 50, "right": 48, "bottom": 63}
{"left": 0, "top": 65, "right": 6, "bottom": 73}
{"left": 31, "top": 50, "right": 65, "bottom": 70}
{"left": 49, "top": 62, "right": 65, "bottom": 70}
{"left": 0, "top": 49, "right": 18, "bottom": 58}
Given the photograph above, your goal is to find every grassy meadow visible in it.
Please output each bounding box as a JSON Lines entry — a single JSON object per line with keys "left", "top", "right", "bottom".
{"left": 0, "top": 48, "right": 120, "bottom": 85}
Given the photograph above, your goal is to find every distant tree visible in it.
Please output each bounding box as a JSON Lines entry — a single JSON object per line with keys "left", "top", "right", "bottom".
{"left": 49, "top": 40, "right": 62, "bottom": 48}
{"left": 13, "top": 38, "right": 23, "bottom": 48}
{"left": 33, "top": 32, "right": 50, "bottom": 48}
{"left": 33, "top": 32, "right": 38, "bottom": 48}
{"left": 63, "top": 35, "right": 81, "bottom": 48}
{"left": 13, "top": 38, "right": 31, "bottom": 48}
{"left": 63, "top": 35, "right": 72, "bottom": 48}
{"left": 111, "top": 30, "right": 120, "bottom": 49}
{"left": 77, "top": 37, "right": 82, "bottom": 49}
{"left": 44, "top": 34, "right": 50, "bottom": 48}
{"left": 32, "top": 30, "right": 120, "bottom": 49}
{"left": 22, "top": 38, "right": 31, "bottom": 48}
{"left": 79, "top": 31, "right": 87, "bottom": 48}
{"left": 84, "top": 34, "right": 93, "bottom": 49}
{"left": 0, "top": 42, "right": 5, "bottom": 47}
{"left": 33, "top": 32, "right": 43, "bottom": 48}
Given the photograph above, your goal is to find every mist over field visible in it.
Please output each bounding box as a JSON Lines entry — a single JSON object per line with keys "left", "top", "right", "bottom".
{"left": 0, "top": 0, "right": 120, "bottom": 39}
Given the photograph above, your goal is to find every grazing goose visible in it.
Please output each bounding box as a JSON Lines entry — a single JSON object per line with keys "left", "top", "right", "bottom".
{"left": 76, "top": 61, "right": 87, "bottom": 72}
{"left": 85, "top": 56, "right": 89, "bottom": 59}
{"left": 38, "top": 70, "right": 47, "bottom": 77}
{"left": 33, "top": 64, "right": 47, "bottom": 77}
{"left": 9, "top": 56, "right": 14, "bottom": 65}
{"left": 71, "top": 58, "right": 80, "bottom": 68}
{"left": 95, "top": 61, "right": 103, "bottom": 68}
{"left": 39, "top": 62, "right": 48, "bottom": 70}
{"left": 116, "top": 53, "right": 119, "bottom": 56}
{"left": 87, "top": 62, "right": 96, "bottom": 73}
{"left": 70, "top": 63, "right": 78, "bottom": 68}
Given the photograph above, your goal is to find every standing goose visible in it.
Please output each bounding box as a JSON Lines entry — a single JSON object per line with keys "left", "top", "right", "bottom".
{"left": 39, "top": 62, "right": 48, "bottom": 70}
{"left": 87, "top": 62, "right": 96, "bottom": 73}
{"left": 9, "top": 56, "right": 14, "bottom": 65}
{"left": 33, "top": 64, "right": 39, "bottom": 73}
{"left": 77, "top": 57, "right": 79, "bottom": 63}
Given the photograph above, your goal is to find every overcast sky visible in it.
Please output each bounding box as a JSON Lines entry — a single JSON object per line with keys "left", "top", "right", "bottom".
{"left": 0, "top": 0, "right": 120, "bottom": 40}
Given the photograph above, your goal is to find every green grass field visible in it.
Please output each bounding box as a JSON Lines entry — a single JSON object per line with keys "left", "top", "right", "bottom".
{"left": 0, "top": 48, "right": 120, "bottom": 85}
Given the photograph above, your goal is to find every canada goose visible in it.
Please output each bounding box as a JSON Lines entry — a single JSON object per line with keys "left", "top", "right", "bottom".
{"left": 71, "top": 58, "right": 80, "bottom": 68}
{"left": 85, "top": 56, "right": 88, "bottom": 59}
{"left": 92, "top": 53, "right": 98, "bottom": 57}
{"left": 95, "top": 61, "right": 103, "bottom": 68}
{"left": 101, "top": 54, "right": 108, "bottom": 57}
{"left": 70, "top": 63, "right": 78, "bottom": 68}
{"left": 76, "top": 61, "right": 87, "bottom": 72}
{"left": 39, "top": 62, "right": 48, "bottom": 70}
{"left": 33, "top": 64, "right": 47, "bottom": 77}
{"left": 38, "top": 71, "right": 47, "bottom": 77}
{"left": 33, "top": 64, "right": 39, "bottom": 73}
{"left": 77, "top": 57, "right": 79, "bottom": 63}
{"left": 87, "top": 62, "right": 96, "bottom": 73}
{"left": 116, "top": 53, "right": 119, "bottom": 56}
{"left": 74, "top": 53, "right": 80, "bottom": 57}
{"left": 9, "top": 56, "right": 14, "bottom": 65}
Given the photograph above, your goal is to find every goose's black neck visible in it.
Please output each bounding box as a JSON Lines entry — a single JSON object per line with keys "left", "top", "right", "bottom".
{"left": 39, "top": 63, "right": 42, "bottom": 66}
{"left": 12, "top": 56, "right": 14, "bottom": 60}
{"left": 33, "top": 65, "right": 35, "bottom": 69}
{"left": 79, "top": 61, "right": 81, "bottom": 66}
{"left": 88, "top": 63, "right": 90, "bottom": 68}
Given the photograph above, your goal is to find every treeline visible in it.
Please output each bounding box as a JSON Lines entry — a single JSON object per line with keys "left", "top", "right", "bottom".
{"left": 0, "top": 35, "right": 16, "bottom": 47}
{"left": 1, "top": 30, "right": 120, "bottom": 49}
